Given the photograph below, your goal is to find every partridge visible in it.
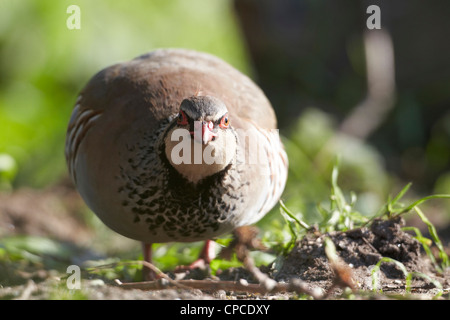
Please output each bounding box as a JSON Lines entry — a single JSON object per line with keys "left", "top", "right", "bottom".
{"left": 65, "top": 49, "right": 288, "bottom": 278}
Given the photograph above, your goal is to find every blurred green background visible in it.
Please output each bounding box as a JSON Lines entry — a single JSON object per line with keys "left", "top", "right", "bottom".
{"left": 0, "top": 0, "right": 249, "bottom": 189}
{"left": 0, "top": 0, "right": 449, "bottom": 277}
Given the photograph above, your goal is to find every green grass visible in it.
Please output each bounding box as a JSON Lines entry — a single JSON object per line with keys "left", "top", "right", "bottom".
{"left": 0, "top": 0, "right": 249, "bottom": 189}
{"left": 278, "top": 162, "right": 374, "bottom": 251}
{"left": 370, "top": 257, "right": 443, "bottom": 299}
{"left": 380, "top": 183, "right": 450, "bottom": 272}
{"left": 279, "top": 164, "right": 449, "bottom": 276}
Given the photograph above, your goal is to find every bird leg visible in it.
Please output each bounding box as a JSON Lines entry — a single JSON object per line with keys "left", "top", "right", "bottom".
{"left": 175, "top": 239, "right": 216, "bottom": 272}
{"left": 141, "top": 242, "right": 158, "bottom": 281}
{"left": 142, "top": 240, "right": 216, "bottom": 279}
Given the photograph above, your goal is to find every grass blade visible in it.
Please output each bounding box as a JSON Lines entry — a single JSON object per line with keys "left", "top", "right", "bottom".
{"left": 395, "top": 194, "right": 450, "bottom": 216}
{"left": 279, "top": 200, "right": 310, "bottom": 230}
{"left": 413, "top": 206, "right": 449, "bottom": 269}
{"left": 371, "top": 257, "right": 408, "bottom": 293}
{"left": 402, "top": 226, "right": 438, "bottom": 270}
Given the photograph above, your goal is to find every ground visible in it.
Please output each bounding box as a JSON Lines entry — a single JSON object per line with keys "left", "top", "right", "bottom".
{"left": 0, "top": 184, "right": 449, "bottom": 300}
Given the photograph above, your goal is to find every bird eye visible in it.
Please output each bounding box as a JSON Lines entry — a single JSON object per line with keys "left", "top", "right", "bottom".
{"left": 219, "top": 114, "right": 230, "bottom": 128}
{"left": 177, "top": 111, "right": 188, "bottom": 125}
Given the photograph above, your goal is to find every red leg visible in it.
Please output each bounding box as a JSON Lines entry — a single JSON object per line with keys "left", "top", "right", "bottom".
{"left": 197, "top": 239, "right": 216, "bottom": 265}
{"left": 175, "top": 240, "right": 216, "bottom": 271}
{"left": 141, "top": 242, "right": 158, "bottom": 281}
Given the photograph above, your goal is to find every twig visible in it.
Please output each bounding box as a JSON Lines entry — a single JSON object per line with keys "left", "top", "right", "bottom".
{"left": 114, "top": 260, "right": 194, "bottom": 291}
{"left": 340, "top": 30, "right": 396, "bottom": 140}
{"left": 323, "top": 237, "right": 356, "bottom": 297}
{"left": 116, "top": 277, "right": 322, "bottom": 298}
{"left": 114, "top": 227, "right": 324, "bottom": 299}
{"left": 14, "top": 280, "right": 37, "bottom": 300}
{"left": 112, "top": 259, "right": 323, "bottom": 298}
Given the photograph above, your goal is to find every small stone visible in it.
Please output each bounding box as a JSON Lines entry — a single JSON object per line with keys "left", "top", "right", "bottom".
{"left": 89, "top": 279, "right": 105, "bottom": 287}
{"left": 239, "top": 279, "right": 249, "bottom": 286}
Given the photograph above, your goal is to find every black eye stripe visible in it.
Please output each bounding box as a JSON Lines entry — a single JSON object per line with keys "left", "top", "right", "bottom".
{"left": 177, "top": 111, "right": 190, "bottom": 125}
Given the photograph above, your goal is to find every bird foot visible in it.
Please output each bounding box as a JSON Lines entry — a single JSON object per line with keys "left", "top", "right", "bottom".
{"left": 174, "top": 239, "right": 216, "bottom": 274}
{"left": 142, "top": 266, "right": 161, "bottom": 281}
{"left": 174, "top": 258, "right": 208, "bottom": 273}
{"left": 173, "top": 258, "right": 212, "bottom": 280}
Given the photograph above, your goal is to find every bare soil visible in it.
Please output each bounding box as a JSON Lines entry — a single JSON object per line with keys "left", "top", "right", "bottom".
{"left": 275, "top": 217, "right": 449, "bottom": 297}
{"left": 0, "top": 185, "right": 449, "bottom": 300}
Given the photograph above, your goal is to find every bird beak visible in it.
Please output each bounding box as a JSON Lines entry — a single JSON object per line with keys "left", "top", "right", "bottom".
{"left": 192, "top": 121, "right": 217, "bottom": 145}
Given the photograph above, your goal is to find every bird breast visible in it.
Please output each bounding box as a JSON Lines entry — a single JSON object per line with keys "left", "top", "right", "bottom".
{"left": 163, "top": 122, "right": 238, "bottom": 184}
{"left": 114, "top": 119, "right": 246, "bottom": 242}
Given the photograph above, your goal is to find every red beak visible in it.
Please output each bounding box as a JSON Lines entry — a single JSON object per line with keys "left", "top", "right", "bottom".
{"left": 191, "top": 121, "right": 217, "bottom": 144}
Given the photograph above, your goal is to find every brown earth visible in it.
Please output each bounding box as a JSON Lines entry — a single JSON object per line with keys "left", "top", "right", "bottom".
{"left": 275, "top": 217, "right": 449, "bottom": 297}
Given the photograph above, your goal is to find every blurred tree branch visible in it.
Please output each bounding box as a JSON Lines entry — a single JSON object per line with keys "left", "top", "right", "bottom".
{"left": 340, "top": 30, "right": 396, "bottom": 140}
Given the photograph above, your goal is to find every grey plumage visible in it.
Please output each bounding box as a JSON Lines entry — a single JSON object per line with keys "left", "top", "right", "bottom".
{"left": 181, "top": 95, "right": 228, "bottom": 122}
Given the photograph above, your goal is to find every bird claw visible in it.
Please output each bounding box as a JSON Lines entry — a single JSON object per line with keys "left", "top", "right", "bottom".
{"left": 174, "top": 258, "right": 208, "bottom": 273}
{"left": 174, "top": 239, "right": 216, "bottom": 274}
{"left": 173, "top": 258, "right": 212, "bottom": 280}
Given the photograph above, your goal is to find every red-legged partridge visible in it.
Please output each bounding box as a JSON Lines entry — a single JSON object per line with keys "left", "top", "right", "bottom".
{"left": 65, "top": 49, "right": 288, "bottom": 279}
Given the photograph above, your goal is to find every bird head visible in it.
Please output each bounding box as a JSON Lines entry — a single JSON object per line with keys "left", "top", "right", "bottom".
{"left": 164, "top": 95, "right": 237, "bottom": 183}
{"left": 178, "top": 95, "right": 230, "bottom": 145}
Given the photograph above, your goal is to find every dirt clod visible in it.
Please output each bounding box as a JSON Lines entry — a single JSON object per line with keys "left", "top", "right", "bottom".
{"left": 275, "top": 217, "right": 445, "bottom": 296}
